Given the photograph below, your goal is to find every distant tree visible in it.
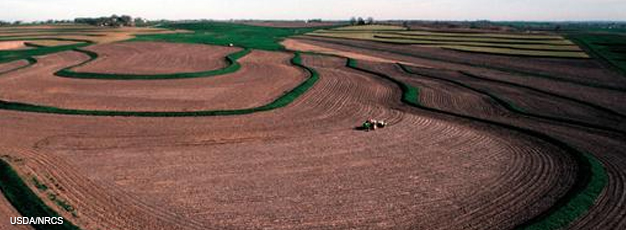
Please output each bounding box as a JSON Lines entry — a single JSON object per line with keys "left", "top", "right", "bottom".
{"left": 13, "top": 21, "right": 22, "bottom": 25}
{"left": 349, "top": 17, "right": 357, "bottom": 25}
{"left": 75, "top": 15, "right": 136, "bottom": 27}
{"left": 366, "top": 17, "right": 374, "bottom": 25}
{"left": 357, "top": 17, "right": 365, "bottom": 25}
{"left": 402, "top": 21, "right": 410, "bottom": 30}
{"left": 0, "top": 21, "right": 9, "bottom": 26}
{"left": 120, "top": 15, "right": 133, "bottom": 26}
{"left": 134, "top": 17, "right": 146, "bottom": 26}
{"left": 554, "top": 25, "right": 561, "bottom": 32}
{"left": 97, "top": 17, "right": 109, "bottom": 26}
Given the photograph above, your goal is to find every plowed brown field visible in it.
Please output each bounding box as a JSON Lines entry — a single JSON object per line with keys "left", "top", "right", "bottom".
{"left": 0, "top": 50, "right": 575, "bottom": 229}
{"left": 0, "top": 60, "right": 29, "bottom": 74}
{"left": 74, "top": 42, "right": 239, "bottom": 74}
{"left": 292, "top": 36, "right": 626, "bottom": 114}
{"left": 315, "top": 42, "right": 626, "bottom": 229}
{"left": 0, "top": 41, "right": 28, "bottom": 51}
{"left": 1, "top": 29, "right": 624, "bottom": 230}
{"left": 0, "top": 47, "right": 306, "bottom": 111}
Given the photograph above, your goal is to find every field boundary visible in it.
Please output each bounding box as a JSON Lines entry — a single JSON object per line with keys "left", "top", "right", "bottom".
{"left": 0, "top": 52, "right": 319, "bottom": 117}
{"left": 299, "top": 36, "right": 626, "bottom": 92}
{"left": 455, "top": 70, "right": 626, "bottom": 118}
{"left": 397, "top": 63, "right": 626, "bottom": 135}
{"left": 567, "top": 34, "right": 626, "bottom": 78}
{"left": 373, "top": 34, "right": 578, "bottom": 47}
{"left": 435, "top": 46, "right": 588, "bottom": 59}
{"left": 132, "top": 22, "right": 328, "bottom": 51}
{"left": 0, "top": 57, "right": 37, "bottom": 75}
{"left": 0, "top": 159, "right": 81, "bottom": 230}
{"left": 55, "top": 48, "right": 251, "bottom": 80}
{"left": 389, "top": 31, "right": 567, "bottom": 41}
{"left": 306, "top": 30, "right": 588, "bottom": 58}
{"left": 0, "top": 38, "right": 92, "bottom": 64}
{"left": 347, "top": 58, "right": 607, "bottom": 230}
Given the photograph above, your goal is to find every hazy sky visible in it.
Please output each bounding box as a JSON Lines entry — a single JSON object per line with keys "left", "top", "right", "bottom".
{"left": 2, "top": 0, "right": 625, "bottom": 22}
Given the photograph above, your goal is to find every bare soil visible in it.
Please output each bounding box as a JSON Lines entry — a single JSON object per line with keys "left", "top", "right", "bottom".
{"left": 282, "top": 39, "right": 431, "bottom": 68}
{"left": 2, "top": 29, "right": 625, "bottom": 230}
{"left": 74, "top": 42, "right": 240, "bottom": 74}
{"left": 0, "top": 49, "right": 306, "bottom": 111}
{"left": 293, "top": 36, "right": 626, "bottom": 114}
{"left": 0, "top": 41, "right": 29, "bottom": 51}
{"left": 301, "top": 36, "right": 626, "bottom": 86}
{"left": 0, "top": 60, "right": 29, "bottom": 73}
{"left": 356, "top": 56, "right": 626, "bottom": 230}
{"left": 0, "top": 54, "right": 571, "bottom": 229}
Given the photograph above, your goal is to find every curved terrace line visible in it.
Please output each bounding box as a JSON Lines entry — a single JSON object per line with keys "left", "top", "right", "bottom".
{"left": 0, "top": 36, "right": 102, "bottom": 42}
{"left": 0, "top": 38, "right": 93, "bottom": 64}
{"left": 1, "top": 38, "right": 94, "bottom": 75}
{"left": 346, "top": 58, "right": 607, "bottom": 230}
{"left": 0, "top": 37, "right": 94, "bottom": 44}
{"left": 0, "top": 52, "right": 319, "bottom": 117}
{"left": 372, "top": 35, "right": 579, "bottom": 47}
{"left": 306, "top": 34, "right": 587, "bottom": 59}
{"left": 55, "top": 48, "right": 251, "bottom": 80}
{"left": 0, "top": 57, "right": 37, "bottom": 75}
{"left": 396, "top": 63, "right": 626, "bottom": 136}
{"left": 455, "top": 71, "right": 626, "bottom": 118}
{"left": 434, "top": 46, "right": 588, "bottom": 59}
{"left": 387, "top": 31, "right": 568, "bottom": 41}
{"left": 299, "top": 37, "right": 626, "bottom": 92}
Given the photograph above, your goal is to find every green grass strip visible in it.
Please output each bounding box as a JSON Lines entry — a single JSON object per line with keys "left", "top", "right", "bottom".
{"left": 0, "top": 159, "right": 81, "bottom": 230}
{"left": 519, "top": 152, "right": 607, "bottom": 230}
{"left": 302, "top": 37, "right": 626, "bottom": 92}
{"left": 347, "top": 59, "right": 418, "bottom": 106}
{"left": 0, "top": 52, "right": 318, "bottom": 117}
{"left": 0, "top": 57, "right": 37, "bottom": 75}
{"left": 374, "top": 34, "right": 576, "bottom": 46}
{"left": 435, "top": 46, "right": 589, "bottom": 59}
{"left": 0, "top": 42, "right": 90, "bottom": 64}
{"left": 393, "top": 31, "right": 566, "bottom": 41}
{"left": 55, "top": 48, "right": 251, "bottom": 80}
{"left": 347, "top": 58, "right": 607, "bottom": 230}
{"left": 397, "top": 64, "right": 626, "bottom": 135}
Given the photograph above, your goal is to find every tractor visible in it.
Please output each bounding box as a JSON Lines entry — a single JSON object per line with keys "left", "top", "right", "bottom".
{"left": 362, "top": 119, "right": 387, "bottom": 131}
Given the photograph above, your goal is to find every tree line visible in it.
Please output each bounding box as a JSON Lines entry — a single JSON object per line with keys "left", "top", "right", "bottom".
{"left": 74, "top": 15, "right": 146, "bottom": 27}
{"left": 349, "top": 17, "right": 375, "bottom": 25}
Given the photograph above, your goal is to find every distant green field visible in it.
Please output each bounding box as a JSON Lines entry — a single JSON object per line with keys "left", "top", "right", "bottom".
{"left": 133, "top": 22, "right": 328, "bottom": 51}
{"left": 569, "top": 33, "right": 626, "bottom": 75}
{"left": 308, "top": 25, "right": 589, "bottom": 58}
